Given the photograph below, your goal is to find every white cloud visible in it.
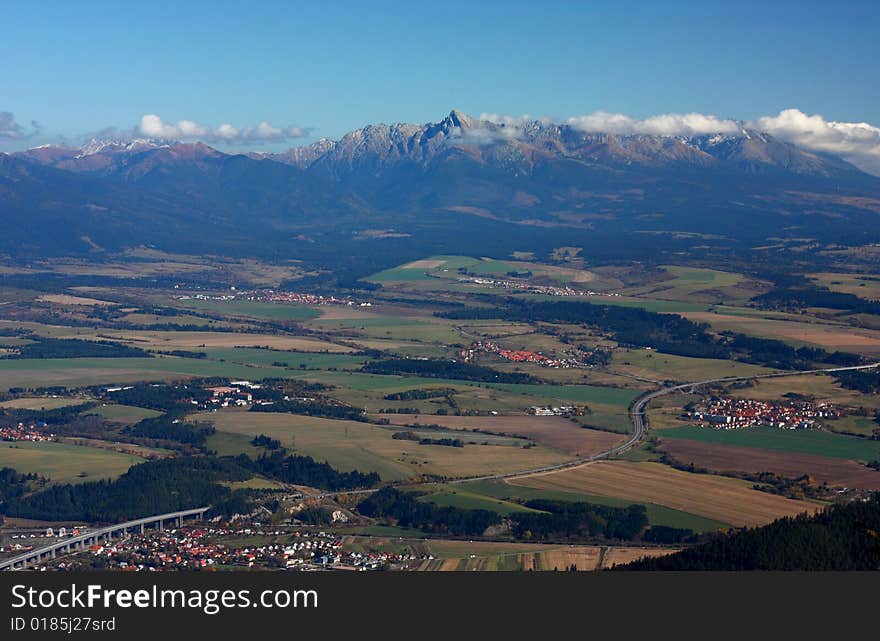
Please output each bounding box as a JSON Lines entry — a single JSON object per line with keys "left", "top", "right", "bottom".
{"left": 566, "top": 111, "right": 740, "bottom": 136}
{"left": 0, "top": 112, "right": 40, "bottom": 140}
{"left": 136, "top": 114, "right": 310, "bottom": 144}
{"left": 475, "top": 108, "right": 880, "bottom": 174}
{"left": 748, "top": 108, "right": 880, "bottom": 174}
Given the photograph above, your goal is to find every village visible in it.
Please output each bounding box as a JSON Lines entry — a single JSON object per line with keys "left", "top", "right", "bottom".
{"left": 32, "top": 526, "right": 412, "bottom": 572}
{"left": 688, "top": 397, "right": 841, "bottom": 430}
{"left": 456, "top": 275, "right": 621, "bottom": 299}
{"left": 461, "top": 339, "right": 603, "bottom": 369}
{"left": 0, "top": 422, "right": 55, "bottom": 443}
{"left": 175, "top": 289, "right": 373, "bottom": 308}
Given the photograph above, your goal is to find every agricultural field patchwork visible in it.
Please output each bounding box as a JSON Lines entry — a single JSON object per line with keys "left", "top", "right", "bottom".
{"left": 509, "top": 461, "right": 819, "bottom": 527}
{"left": 192, "top": 410, "right": 571, "bottom": 481}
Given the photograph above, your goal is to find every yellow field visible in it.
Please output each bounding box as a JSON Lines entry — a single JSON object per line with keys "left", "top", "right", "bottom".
{"left": 374, "top": 414, "right": 624, "bottom": 457}
{"left": 346, "top": 536, "right": 676, "bottom": 571}
{"left": 194, "top": 410, "right": 570, "bottom": 481}
{"left": 0, "top": 441, "right": 144, "bottom": 483}
{"left": 36, "top": 294, "right": 114, "bottom": 306}
{"left": 612, "top": 348, "right": 778, "bottom": 382}
{"left": 684, "top": 312, "right": 880, "bottom": 353}
{"left": 416, "top": 541, "right": 674, "bottom": 571}
{"left": 403, "top": 259, "right": 447, "bottom": 269}
{"left": 509, "top": 461, "right": 819, "bottom": 527}
{"left": 810, "top": 272, "right": 880, "bottom": 301}
{"left": 61, "top": 329, "right": 354, "bottom": 353}
{"left": 0, "top": 397, "right": 92, "bottom": 410}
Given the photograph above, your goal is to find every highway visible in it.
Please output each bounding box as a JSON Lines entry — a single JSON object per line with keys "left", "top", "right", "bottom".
{"left": 0, "top": 507, "right": 209, "bottom": 571}
{"left": 7, "top": 363, "right": 874, "bottom": 567}
{"left": 317, "top": 361, "right": 880, "bottom": 497}
{"left": 446, "top": 360, "right": 880, "bottom": 484}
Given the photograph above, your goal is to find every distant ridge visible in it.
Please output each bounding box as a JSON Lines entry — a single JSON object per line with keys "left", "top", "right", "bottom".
{"left": 2, "top": 110, "right": 880, "bottom": 261}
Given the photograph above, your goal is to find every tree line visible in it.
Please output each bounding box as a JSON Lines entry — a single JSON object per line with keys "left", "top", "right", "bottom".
{"left": 4, "top": 336, "right": 152, "bottom": 360}
{"left": 4, "top": 451, "right": 381, "bottom": 522}
{"left": 833, "top": 369, "right": 880, "bottom": 394}
{"left": 250, "top": 399, "right": 368, "bottom": 422}
{"left": 619, "top": 495, "right": 880, "bottom": 570}
{"left": 363, "top": 358, "right": 542, "bottom": 384}
{"left": 124, "top": 416, "right": 216, "bottom": 449}
{"left": 438, "top": 299, "right": 859, "bottom": 369}
{"left": 357, "top": 488, "right": 657, "bottom": 542}
{"left": 383, "top": 387, "right": 458, "bottom": 401}
{"left": 232, "top": 451, "right": 379, "bottom": 491}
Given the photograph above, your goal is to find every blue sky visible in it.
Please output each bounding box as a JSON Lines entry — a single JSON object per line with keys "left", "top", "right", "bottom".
{"left": 2, "top": 0, "right": 879, "bottom": 153}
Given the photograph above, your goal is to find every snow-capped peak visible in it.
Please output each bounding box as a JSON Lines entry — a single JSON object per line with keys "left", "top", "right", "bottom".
{"left": 76, "top": 138, "right": 170, "bottom": 158}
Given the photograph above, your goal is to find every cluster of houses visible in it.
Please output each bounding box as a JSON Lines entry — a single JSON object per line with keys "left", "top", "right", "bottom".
{"left": 175, "top": 290, "right": 372, "bottom": 308}
{"left": 689, "top": 397, "right": 841, "bottom": 430}
{"left": 253, "top": 290, "right": 372, "bottom": 308}
{"left": 201, "top": 380, "right": 274, "bottom": 409}
{"left": 456, "top": 275, "right": 621, "bottom": 299}
{"left": 53, "top": 527, "right": 396, "bottom": 572}
{"left": 461, "top": 340, "right": 585, "bottom": 369}
{"left": 529, "top": 405, "right": 586, "bottom": 417}
{"left": 205, "top": 385, "right": 256, "bottom": 408}
{"left": 0, "top": 423, "right": 54, "bottom": 442}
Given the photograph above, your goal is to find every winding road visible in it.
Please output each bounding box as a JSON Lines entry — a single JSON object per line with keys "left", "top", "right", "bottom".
{"left": 317, "top": 361, "right": 879, "bottom": 498}
{"left": 446, "top": 361, "right": 880, "bottom": 485}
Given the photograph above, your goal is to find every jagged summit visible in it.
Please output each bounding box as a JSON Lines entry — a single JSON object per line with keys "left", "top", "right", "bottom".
{"left": 2, "top": 106, "right": 879, "bottom": 261}
{"left": 11, "top": 110, "right": 857, "bottom": 178}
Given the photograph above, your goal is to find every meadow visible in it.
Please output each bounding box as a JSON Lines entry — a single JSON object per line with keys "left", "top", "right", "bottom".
{"left": 83, "top": 404, "right": 163, "bottom": 423}
{"left": 193, "top": 410, "right": 570, "bottom": 481}
{"left": 684, "top": 311, "right": 880, "bottom": 353}
{"left": 176, "top": 298, "right": 321, "bottom": 321}
{"left": 656, "top": 439, "right": 880, "bottom": 490}
{"left": 0, "top": 441, "right": 144, "bottom": 483}
{"left": 658, "top": 425, "right": 880, "bottom": 461}
{"left": 202, "top": 347, "right": 370, "bottom": 370}
{"left": 612, "top": 348, "right": 778, "bottom": 382}
{"left": 508, "top": 461, "right": 819, "bottom": 527}
{"left": 454, "top": 479, "right": 730, "bottom": 532}
{"left": 375, "top": 414, "right": 624, "bottom": 457}
{"left": 0, "top": 397, "right": 92, "bottom": 410}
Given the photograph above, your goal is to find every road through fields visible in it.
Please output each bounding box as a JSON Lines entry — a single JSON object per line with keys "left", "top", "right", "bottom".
{"left": 318, "top": 362, "right": 880, "bottom": 496}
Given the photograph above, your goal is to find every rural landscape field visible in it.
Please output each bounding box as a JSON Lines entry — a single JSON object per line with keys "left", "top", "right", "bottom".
{"left": 3, "top": 2, "right": 880, "bottom": 583}
{"left": 3, "top": 244, "right": 880, "bottom": 573}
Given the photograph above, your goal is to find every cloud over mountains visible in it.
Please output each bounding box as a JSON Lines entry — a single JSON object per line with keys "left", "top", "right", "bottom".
{"left": 0, "top": 112, "right": 40, "bottom": 140}
{"left": 3, "top": 107, "right": 879, "bottom": 175}
{"left": 752, "top": 109, "right": 880, "bottom": 174}
{"left": 480, "top": 108, "right": 880, "bottom": 174}
{"left": 137, "top": 115, "right": 310, "bottom": 144}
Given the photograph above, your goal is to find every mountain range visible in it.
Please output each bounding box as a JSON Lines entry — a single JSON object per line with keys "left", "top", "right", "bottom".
{"left": 2, "top": 110, "right": 880, "bottom": 271}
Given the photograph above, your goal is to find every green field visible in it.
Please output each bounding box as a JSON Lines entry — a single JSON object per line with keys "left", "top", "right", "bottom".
{"left": 0, "top": 356, "right": 296, "bottom": 390}
{"left": 83, "top": 404, "right": 163, "bottom": 423}
{"left": 0, "top": 397, "right": 92, "bottom": 410}
{"left": 309, "top": 317, "right": 427, "bottom": 329}
{"left": 366, "top": 267, "right": 437, "bottom": 282}
{"left": 578, "top": 298, "right": 711, "bottom": 314}
{"left": 301, "top": 370, "right": 639, "bottom": 407}
{"left": 0, "top": 441, "right": 144, "bottom": 483}
{"left": 486, "top": 383, "right": 639, "bottom": 406}
{"left": 414, "top": 486, "right": 545, "bottom": 515}
{"left": 613, "top": 348, "right": 777, "bottom": 381}
{"left": 660, "top": 426, "right": 880, "bottom": 461}
{"left": 203, "top": 347, "right": 370, "bottom": 370}
{"left": 177, "top": 298, "right": 320, "bottom": 320}
{"left": 193, "top": 410, "right": 569, "bottom": 482}
{"left": 367, "top": 255, "right": 513, "bottom": 283}
{"left": 827, "top": 416, "right": 880, "bottom": 437}
{"left": 453, "top": 480, "right": 730, "bottom": 532}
